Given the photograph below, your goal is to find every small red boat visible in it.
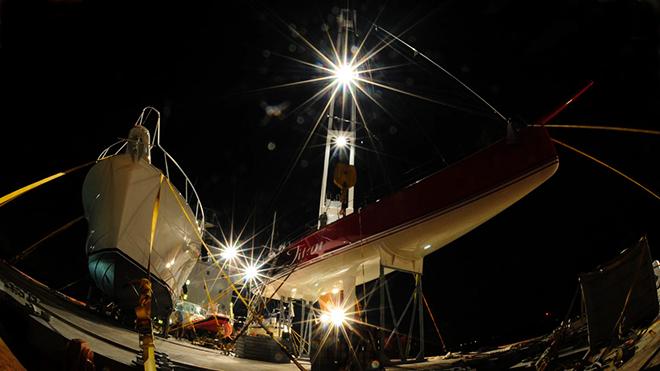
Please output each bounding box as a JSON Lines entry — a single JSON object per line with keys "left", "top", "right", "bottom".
{"left": 189, "top": 314, "right": 233, "bottom": 337}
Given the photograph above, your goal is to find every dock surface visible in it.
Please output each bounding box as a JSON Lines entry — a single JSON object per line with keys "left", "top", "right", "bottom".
{"left": 0, "top": 260, "right": 463, "bottom": 370}
{"left": 1, "top": 259, "right": 657, "bottom": 370}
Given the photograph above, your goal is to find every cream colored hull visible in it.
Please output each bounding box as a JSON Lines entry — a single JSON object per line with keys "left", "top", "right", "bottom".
{"left": 263, "top": 160, "right": 558, "bottom": 301}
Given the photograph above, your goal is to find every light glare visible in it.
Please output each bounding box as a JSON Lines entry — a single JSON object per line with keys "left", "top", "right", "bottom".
{"left": 335, "top": 135, "right": 348, "bottom": 148}
{"left": 330, "top": 308, "right": 346, "bottom": 326}
{"left": 333, "top": 64, "right": 357, "bottom": 85}
{"left": 243, "top": 264, "right": 258, "bottom": 281}
{"left": 221, "top": 244, "right": 238, "bottom": 260}
{"left": 320, "top": 308, "right": 346, "bottom": 327}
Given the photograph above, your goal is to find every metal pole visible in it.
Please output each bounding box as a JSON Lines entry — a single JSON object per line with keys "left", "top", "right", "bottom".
{"left": 305, "top": 302, "right": 313, "bottom": 357}
{"left": 278, "top": 299, "right": 284, "bottom": 338}
{"left": 299, "top": 299, "right": 306, "bottom": 357}
{"left": 385, "top": 281, "right": 407, "bottom": 361}
{"left": 318, "top": 105, "right": 334, "bottom": 228}
{"left": 379, "top": 264, "right": 386, "bottom": 363}
{"left": 348, "top": 85, "right": 356, "bottom": 215}
{"left": 416, "top": 273, "right": 425, "bottom": 361}
{"left": 405, "top": 279, "right": 417, "bottom": 360}
{"left": 345, "top": 9, "right": 357, "bottom": 216}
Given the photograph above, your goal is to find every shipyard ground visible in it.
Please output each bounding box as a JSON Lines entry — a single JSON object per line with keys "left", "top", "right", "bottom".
{"left": 1, "top": 260, "right": 658, "bottom": 370}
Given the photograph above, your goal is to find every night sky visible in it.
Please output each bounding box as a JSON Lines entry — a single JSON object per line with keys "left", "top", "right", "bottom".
{"left": 1, "top": 0, "right": 659, "bottom": 353}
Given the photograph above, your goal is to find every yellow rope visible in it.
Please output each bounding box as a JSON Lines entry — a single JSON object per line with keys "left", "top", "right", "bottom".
{"left": 0, "top": 160, "right": 97, "bottom": 207}
{"left": 10, "top": 216, "right": 84, "bottom": 264}
{"left": 535, "top": 124, "right": 660, "bottom": 136}
{"left": 164, "top": 178, "right": 250, "bottom": 308}
{"left": 552, "top": 138, "right": 660, "bottom": 201}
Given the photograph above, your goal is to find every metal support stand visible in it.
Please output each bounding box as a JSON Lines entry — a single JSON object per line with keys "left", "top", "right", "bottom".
{"left": 376, "top": 264, "right": 426, "bottom": 365}
{"left": 416, "top": 274, "right": 425, "bottom": 361}
{"left": 299, "top": 299, "right": 306, "bottom": 357}
{"left": 296, "top": 299, "right": 316, "bottom": 359}
{"left": 379, "top": 264, "right": 387, "bottom": 364}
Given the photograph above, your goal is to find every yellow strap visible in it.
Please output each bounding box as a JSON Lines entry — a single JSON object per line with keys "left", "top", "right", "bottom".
{"left": 147, "top": 174, "right": 164, "bottom": 275}
{"left": 0, "top": 160, "right": 97, "bottom": 207}
{"left": 0, "top": 173, "right": 64, "bottom": 207}
{"left": 141, "top": 174, "right": 163, "bottom": 371}
{"left": 552, "top": 138, "right": 660, "bottom": 201}
{"left": 143, "top": 344, "right": 156, "bottom": 371}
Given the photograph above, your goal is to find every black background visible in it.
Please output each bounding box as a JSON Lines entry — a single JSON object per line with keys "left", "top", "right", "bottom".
{"left": 1, "top": 0, "right": 659, "bottom": 352}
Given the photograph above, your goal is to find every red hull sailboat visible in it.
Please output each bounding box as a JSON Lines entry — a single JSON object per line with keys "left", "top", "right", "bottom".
{"left": 263, "top": 126, "right": 558, "bottom": 301}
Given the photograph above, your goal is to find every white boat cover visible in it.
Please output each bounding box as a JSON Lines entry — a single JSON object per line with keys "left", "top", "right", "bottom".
{"left": 82, "top": 153, "right": 200, "bottom": 305}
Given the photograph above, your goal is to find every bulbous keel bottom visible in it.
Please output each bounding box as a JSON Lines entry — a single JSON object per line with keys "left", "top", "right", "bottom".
{"left": 88, "top": 248, "right": 174, "bottom": 320}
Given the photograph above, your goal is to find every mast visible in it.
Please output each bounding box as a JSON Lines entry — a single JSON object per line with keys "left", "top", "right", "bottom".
{"left": 318, "top": 9, "right": 358, "bottom": 228}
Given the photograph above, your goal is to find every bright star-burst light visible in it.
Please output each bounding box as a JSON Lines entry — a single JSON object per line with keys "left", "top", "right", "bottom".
{"left": 319, "top": 307, "right": 347, "bottom": 327}
{"left": 251, "top": 18, "right": 443, "bottom": 154}
{"left": 335, "top": 135, "right": 348, "bottom": 147}
{"left": 243, "top": 264, "right": 259, "bottom": 282}
{"left": 242, "top": 14, "right": 454, "bottom": 368}
{"left": 333, "top": 63, "right": 358, "bottom": 86}
{"left": 221, "top": 244, "right": 238, "bottom": 260}
{"left": 330, "top": 308, "right": 346, "bottom": 326}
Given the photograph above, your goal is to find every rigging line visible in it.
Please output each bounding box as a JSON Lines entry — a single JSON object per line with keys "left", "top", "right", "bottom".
{"left": 163, "top": 179, "right": 307, "bottom": 371}
{"left": 535, "top": 124, "right": 660, "bottom": 136}
{"left": 231, "top": 258, "right": 305, "bottom": 346}
{"left": 353, "top": 4, "right": 440, "bottom": 70}
{"left": 0, "top": 160, "right": 97, "bottom": 208}
{"left": 58, "top": 277, "right": 86, "bottom": 292}
{"left": 217, "top": 84, "right": 340, "bottom": 247}
{"left": 10, "top": 216, "right": 85, "bottom": 264}
{"left": 422, "top": 293, "right": 447, "bottom": 354}
{"left": 200, "top": 277, "right": 223, "bottom": 338}
{"left": 370, "top": 32, "right": 495, "bottom": 119}
{"left": 551, "top": 138, "right": 660, "bottom": 201}
{"left": 349, "top": 84, "right": 393, "bottom": 192}
{"left": 347, "top": 2, "right": 388, "bottom": 68}
{"left": 267, "top": 83, "right": 341, "bottom": 210}
{"left": 373, "top": 24, "right": 510, "bottom": 125}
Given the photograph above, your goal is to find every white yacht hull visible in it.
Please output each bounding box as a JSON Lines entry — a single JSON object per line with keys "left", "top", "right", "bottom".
{"left": 82, "top": 153, "right": 200, "bottom": 317}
